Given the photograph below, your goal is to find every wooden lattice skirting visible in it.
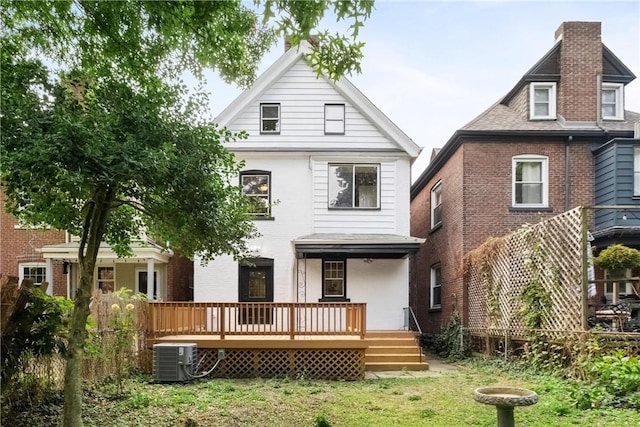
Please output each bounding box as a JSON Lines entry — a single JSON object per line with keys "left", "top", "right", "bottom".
{"left": 188, "top": 348, "right": 365, "bottom": 381}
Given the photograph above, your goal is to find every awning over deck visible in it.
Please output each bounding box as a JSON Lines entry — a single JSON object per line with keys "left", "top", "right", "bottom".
{"left": 292, "top": 233, "right": 425, "bottom": 259}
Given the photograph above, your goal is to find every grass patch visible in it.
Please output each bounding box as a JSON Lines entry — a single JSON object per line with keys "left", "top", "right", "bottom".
{"left": 4, "top": 359, "right": 640, "bottom": 426}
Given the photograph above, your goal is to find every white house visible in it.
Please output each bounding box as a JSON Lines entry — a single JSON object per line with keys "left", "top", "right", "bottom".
{"left": 194, "top": 40, "right": 424, "bottom": 331}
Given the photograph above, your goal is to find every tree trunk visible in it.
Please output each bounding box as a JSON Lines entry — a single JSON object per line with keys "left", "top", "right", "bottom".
{"left": 63, "top": 187, "right": 114, "bottom": 426}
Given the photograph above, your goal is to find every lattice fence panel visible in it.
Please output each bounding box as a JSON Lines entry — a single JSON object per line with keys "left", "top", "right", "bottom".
{"left": 466, "top": 207, "right": 585, "bottom": 340}
{"left": 293, "top": 349, "right": 364, "bottom": 380}
{"left": 195, "top": 348, "right": 364, "bottom": 380}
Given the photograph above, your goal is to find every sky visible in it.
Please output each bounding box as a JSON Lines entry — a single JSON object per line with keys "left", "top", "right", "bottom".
{"left": 201, "top": 0, "right": 640, "bottom": 181}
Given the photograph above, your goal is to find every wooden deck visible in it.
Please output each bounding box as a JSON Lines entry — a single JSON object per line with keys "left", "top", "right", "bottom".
{"left": 143, "top": 303, "right": 428, "bottom": 378}
{"left": 147, "top": 301, "right": 366, "bottom": 339}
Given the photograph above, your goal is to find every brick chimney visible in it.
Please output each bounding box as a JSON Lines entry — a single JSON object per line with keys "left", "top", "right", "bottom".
{"left": 555, "top": 22, "right": 602, "bottom": 122}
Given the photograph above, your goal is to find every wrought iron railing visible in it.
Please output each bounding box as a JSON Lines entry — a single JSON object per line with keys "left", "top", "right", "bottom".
{"left": 403, "top": 306, "right": 422, "bottom": 335}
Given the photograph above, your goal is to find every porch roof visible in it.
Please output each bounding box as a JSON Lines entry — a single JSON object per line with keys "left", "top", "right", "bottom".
{"left": 39, "top": 241, "right": 173, "bottom": 263}
{"left": 292, "top": 233, "right": 425, "bottom": 259}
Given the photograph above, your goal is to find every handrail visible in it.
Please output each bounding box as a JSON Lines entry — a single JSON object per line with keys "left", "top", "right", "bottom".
{"left": 145, "top": 301, "right": 367, "bottom": 339}
{"left": 403, "top": 306, "right": 422, "bottom": 335}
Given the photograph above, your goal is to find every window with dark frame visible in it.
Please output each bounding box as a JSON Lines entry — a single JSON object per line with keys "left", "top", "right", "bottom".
{"left": 322, "top": 259, "right": 348, "bottom": 300}
{"left": 328, "top": 164, "right": 379, "bottom": 209}
{"left": 240, "top": 170, "right": 271, "bottom": 217}
{"left": 260, "top": 103, "right": 280, "bottom": 133}
{"left": 325, "top": 104, "right": 345, "bottom": 134}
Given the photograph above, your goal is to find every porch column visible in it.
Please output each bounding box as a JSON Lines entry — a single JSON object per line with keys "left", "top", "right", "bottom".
{"left": 45, "top": 258, "right": 54, "bottom": 296}
{"left": 147, "top": 258, "right": 155, "bottom": 299}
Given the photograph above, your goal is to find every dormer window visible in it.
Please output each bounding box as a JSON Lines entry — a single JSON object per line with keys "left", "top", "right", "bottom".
{"left": 602, "top": 83, "right": 624, "bottom": 120}
{"left": 260, "top": 103, "right": 280, "bottom": 134}
{"left": 530, "top": 82, "right": 556, "bottom": 120}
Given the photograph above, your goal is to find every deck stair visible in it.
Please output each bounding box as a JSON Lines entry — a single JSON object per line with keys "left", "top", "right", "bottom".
{"left": 365, "top": 331, "right": 429, "bottom": 371}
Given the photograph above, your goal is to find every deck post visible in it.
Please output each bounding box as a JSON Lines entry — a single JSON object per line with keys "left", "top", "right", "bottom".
{"left": 289, "top": 305, "right": 295, "bottom": 339}
{"left": 220, "top": 304, "right": 226, "bottom": 339}
{"left": 360, "top": 304, "right": 366, "bottom": 339}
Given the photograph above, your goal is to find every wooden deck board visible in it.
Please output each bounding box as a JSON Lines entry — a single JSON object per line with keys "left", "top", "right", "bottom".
{"left": 148, "top": 334, "right": 369, "bottom": 349}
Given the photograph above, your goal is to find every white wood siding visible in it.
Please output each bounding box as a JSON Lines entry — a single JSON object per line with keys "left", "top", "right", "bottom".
{"left": 312, "top": 158, "right": 400, "bottom": 234}
{"left": 224, "top": 60, "right": 400, "bottom": 152}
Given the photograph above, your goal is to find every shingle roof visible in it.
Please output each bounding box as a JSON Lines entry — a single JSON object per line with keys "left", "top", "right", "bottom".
{"left": 462, "top": 103, "right": 640, "bottom": 132}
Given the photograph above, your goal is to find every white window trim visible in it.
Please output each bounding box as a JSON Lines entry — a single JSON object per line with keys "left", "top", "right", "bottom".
{"left": 601, "top": 82, "right": 624, "bottom": 120}
{"left": 260, "top": 103, "right": 280, "bottom": 134}
{"left": 430, "top": 265, "right": 442, "bottom": 309}
{"left": 324, "top": 104, "right": 345, "bottom": 135}
{"left": 431, "top": 180, "right": 442, "bottom": 229}
{"left": 19, "top": 262, "right": 47, "bottom": 285}
{"left": 529, "top": 82, "right": 557, "bottom": 120}
{"left": 512, "top": 155, "right": 549, "bottom": 208}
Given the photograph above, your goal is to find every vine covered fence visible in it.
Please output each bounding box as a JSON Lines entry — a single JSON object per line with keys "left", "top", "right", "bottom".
{"left": 465, "top": 207, "right": 586, "bottom": 340}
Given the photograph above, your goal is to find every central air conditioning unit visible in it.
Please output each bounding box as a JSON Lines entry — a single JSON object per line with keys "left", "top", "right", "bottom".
{"left": 153, "top": 343, "right": 197, "bottom": 382}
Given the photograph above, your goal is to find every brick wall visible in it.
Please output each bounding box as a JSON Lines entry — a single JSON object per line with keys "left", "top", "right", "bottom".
{"left": 555, "top": 21, "right": 602, "bottom": 122}
{"left": 411, "top": 139, "right": 595, "bottom": 334}
{"left": 462, "top": 139, "right": 594, "bottom": 253}
{"left": 1, "top": 190, "right": 68, "bottom": 295}
{"left": 410, "top": 146, "right": 465, "bottom": 334}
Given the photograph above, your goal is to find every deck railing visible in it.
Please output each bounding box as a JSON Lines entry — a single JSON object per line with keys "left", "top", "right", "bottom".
{"left": 146, "top": 302, "right": 367, "bottom": 339}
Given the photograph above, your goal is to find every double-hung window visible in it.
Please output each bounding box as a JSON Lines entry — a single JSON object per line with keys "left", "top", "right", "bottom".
{"left": 328, "top": 164, "right": 379, "bottom": 209}
{"left": 260, "top": 103, "right": 280, "bottom": 133}
{"left": 325, "top": 104, "right": 345, "bottom": 134}
{"left": 240, "top": 170, "right": 271, "bottom": 218}
{"left": 431, "top": 181, "right": 442, "bottom": 228}
{"left": 512, "top": 155, "right": 548, "bottom": 207}
{"left": 634, "top": 147, "right": 640, "bottom": 196}
{"left": 321, "top": 258, "right": 348, "bottom": 301}
{"left": 602, "top": 83, "right": 624, "bottom": 120}
{"left": 19, "top": 263, "right": 46, "bottom": 286}
{"left": 430, "top": 265, "right": 442, "bottom": 309}
{"left": 97, "top": 266, "right": 115, "bottom": 293}
{"left": 529, "top": 82, "right": 556, "bottom": 120}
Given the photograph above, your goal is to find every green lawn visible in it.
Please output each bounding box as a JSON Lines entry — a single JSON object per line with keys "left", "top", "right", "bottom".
{"left": 7, "top": 360, "right": 640, "bottom": 426}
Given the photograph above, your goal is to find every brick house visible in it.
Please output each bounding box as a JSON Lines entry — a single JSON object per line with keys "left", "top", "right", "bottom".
{"left": 1, "top": 188, "right": 193, "bottom": 301}
{"left": 409, "top": 22, "right": 639, "bottom": 334}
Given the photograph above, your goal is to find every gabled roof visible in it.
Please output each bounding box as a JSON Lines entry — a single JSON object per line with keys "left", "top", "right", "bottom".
{"left": 215, "top": 40, "right": 421, "bottom": 159}
{"left": 501, "top": 42, "right": 636, "bottom": 106}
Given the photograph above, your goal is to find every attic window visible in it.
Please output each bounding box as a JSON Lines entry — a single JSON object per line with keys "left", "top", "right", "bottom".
{"left": 602, "top": 83, "right": 624, "bottom": 120}
{"left": 260, "top": 103, "right": 280, "bottom": 134}
{"left": 529, "top": 82, "right": 556, "bottom": 120}
{"left": 325, "top": 104, "right": 345, "bottom": 134}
